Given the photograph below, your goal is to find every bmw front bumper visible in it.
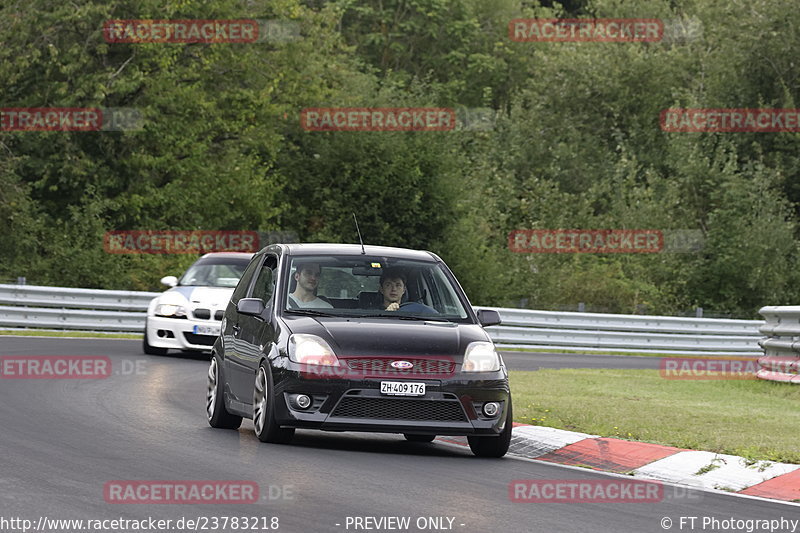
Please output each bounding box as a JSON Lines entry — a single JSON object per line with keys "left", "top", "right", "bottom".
{"left": 146, "top": 316, "right": 220, "bottom": 352}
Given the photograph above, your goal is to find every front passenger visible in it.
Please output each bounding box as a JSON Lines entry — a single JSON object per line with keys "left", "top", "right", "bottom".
{"left": 288, "top": 262, "right": 333, "bottom": 309}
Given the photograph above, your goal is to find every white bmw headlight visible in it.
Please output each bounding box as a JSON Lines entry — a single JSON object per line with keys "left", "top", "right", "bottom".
{"left": 463, "top": 341, "right": 501, "bottom": 372}
{"left": 288, "top": 334, "right": 340, "bottom": 366}
{"left": 155, "top": 303, "right": 188, "bottom": 318}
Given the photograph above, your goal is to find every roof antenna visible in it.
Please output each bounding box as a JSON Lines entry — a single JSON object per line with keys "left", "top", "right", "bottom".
{"left": 353, "top": 213, "right": 366, "bottom": 255}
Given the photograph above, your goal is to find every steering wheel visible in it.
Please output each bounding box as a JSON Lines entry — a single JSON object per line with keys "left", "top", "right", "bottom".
{"left": 398, "top": 301, "right": 440, "bottom": 315}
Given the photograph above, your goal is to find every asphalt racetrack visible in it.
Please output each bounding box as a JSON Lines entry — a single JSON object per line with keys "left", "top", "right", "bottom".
{"left": 0, "top": 337, "right": 795, "bottom": 533}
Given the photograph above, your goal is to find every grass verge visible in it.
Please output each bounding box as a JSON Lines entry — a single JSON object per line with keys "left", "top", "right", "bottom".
{"left": 510, "top": 368, "right": 800, "bottom": 464}
{"left": 0, "top": 330, "right": 140, "bottom": 340}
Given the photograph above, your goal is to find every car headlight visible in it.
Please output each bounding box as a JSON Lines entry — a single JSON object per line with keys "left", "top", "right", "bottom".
{"left": 288, "top": 334, "right": 340, "bottom": 366}
{"left": 463, "top": 341, "right": 501, "bottom": 372}
{"left": 155, "top": 303, "right": 189, "bottom": 318}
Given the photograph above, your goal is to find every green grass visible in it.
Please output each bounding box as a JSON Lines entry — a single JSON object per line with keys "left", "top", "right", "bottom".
{"left": 0, "top": 330, "right": 140, "bottom": 340}
{"left": 510, "top": 368, "right": 800, "bottom": 464}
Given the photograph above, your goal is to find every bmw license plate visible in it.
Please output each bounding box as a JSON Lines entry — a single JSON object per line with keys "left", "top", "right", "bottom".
{"left": 193, "top": 324, "right": 220, "bottom": 336}
{"left": 380, "top": 381, "right": 425, "bottom": 396}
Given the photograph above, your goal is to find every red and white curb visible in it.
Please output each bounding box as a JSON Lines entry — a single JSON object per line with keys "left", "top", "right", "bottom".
{"left": 439, "top": 424, "right": 800, "bottom": 503}
{"left": 635, "top": 451, "right": 799, "bottom": 494}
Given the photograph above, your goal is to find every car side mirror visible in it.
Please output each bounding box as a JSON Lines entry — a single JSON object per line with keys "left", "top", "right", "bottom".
{"left": 477, "top": 309, "right": 501, "bottom": 327}
{"left": 160, "top": 276, "right": 178, "bottom": 287}
{"left": 237, "top": 298, "right": 265, "bottom": 316}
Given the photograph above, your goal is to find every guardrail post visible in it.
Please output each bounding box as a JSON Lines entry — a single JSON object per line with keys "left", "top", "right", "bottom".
{"left": 696, "top": 307, "right": 703, "bottom": 318}
{"left": 757, "top": 305, "right": 800, "bottom": 384}
{"left": 17, "top": 277, "right": 26, "bottom": 285}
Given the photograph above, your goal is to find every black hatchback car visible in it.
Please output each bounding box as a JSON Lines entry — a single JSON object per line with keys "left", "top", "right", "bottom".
{"left": 206, "top": 243, "right": 511, "bottom": 457}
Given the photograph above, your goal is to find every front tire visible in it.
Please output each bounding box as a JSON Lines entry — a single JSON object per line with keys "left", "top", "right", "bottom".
{"left": 206, "top": 355, "right": 242, "bottom": 429}
{"left": 404, "top": 434, "right": 436, "bottom": 443}
{"left": 253, "top": 362, "right": 294, "bottom": 444}
{"left": 143, "top": 323, "right": 168, "bottom": 356}
{"left": 468, "top": 397, "right": 512, "bottom": 458}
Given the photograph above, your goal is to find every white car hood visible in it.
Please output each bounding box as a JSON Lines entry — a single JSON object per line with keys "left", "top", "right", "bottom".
{"left": 148, "top": 286, "right": 235, "bottom": 314}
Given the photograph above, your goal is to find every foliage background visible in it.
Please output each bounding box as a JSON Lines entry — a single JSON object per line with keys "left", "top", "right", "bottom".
{"left": 1, "top": 0, "right": 798, "bottom": 317}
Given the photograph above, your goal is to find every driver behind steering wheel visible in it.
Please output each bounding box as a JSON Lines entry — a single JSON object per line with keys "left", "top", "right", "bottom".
{"left": 378, "top": 268, "right": 437, "bottom": 314}
{"left": 379, "top": 268, "right": 407, "bottom": 311}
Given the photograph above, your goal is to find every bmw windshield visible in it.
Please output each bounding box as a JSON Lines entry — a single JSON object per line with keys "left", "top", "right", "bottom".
{"left": 178, "top": 257, "right": 250, "bottom": 288}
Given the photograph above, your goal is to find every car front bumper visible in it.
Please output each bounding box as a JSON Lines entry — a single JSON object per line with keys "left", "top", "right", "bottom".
{"left": 271, "top": 365, "right": 510, "bottom": 436}
{"left": 146, "top": 315, "right": 220, "bottom": 352}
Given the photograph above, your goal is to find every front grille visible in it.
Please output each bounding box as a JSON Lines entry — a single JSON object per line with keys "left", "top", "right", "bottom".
{"left": 344, "top": 358, "right": 455, "bottom": 376}
{"left": 330, "top": 396, "right": 467, "bottom": 422}
{"left": 183, "top": 332, "right": 215, "bottom": 346}
{"left": 193, "top": 308, "right": 211, "bottom": 320}
{"left": 214, "top": 310, "right": 224, "bottom": 320}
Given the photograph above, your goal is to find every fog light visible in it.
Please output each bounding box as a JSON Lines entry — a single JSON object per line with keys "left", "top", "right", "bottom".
{"left": 482, "top": 402, "right": 500, "bottom": 417}
{"left": 292, "top": 394, "right": 312, "bottom": 410}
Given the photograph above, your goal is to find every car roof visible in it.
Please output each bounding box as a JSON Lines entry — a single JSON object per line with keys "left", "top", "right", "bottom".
{"left": 192, "top": 252, "right": 254, "bottom": 266}
{"left": 199, "top": 252, "right": 254, "bottom": 259}
{"left": 272, "top": 243, "right": 440, "bottom": 262}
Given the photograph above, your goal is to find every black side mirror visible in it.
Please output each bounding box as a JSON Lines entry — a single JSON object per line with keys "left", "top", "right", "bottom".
{"left": 477, "top": 309, "right": 501, "bottom": 327}
{"left": 237, "top": 298, "right": 265, "bottom": 316}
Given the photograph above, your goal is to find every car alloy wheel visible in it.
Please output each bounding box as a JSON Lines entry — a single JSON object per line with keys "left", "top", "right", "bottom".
{"left": 206, "top": 354, "right": 242, "bottom": 429}
{"left": 253, "top": 362, "right": 294, "bottom": 444}
{"left": 207, "top": 358, "right": 219, "bottom": 419}
{"left": 253, "top": 367, "right": 269, "bottom": 435}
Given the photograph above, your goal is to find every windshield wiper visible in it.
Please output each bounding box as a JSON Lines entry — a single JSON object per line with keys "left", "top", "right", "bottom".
{"left": 284, "top": 308, "right": 336, "bottom": 317}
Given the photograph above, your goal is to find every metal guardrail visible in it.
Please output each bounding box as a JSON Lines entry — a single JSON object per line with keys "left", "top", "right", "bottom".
{"left": 0, "top": 284, "right": 157, "bottom": 310}
{"left": 0, "top": 284, "right": 765, "bottom": 356}
{"left": 0, "top": 306, "right": 148, "bottom": 332}
{"left": 756, "top": 306, "right": 800, "bottom": 384}
{"left": 477, "top": 307, "right": 763, "bottom": 356}
{"left": 0, "top": 284, "right": 159, "bottom": 333}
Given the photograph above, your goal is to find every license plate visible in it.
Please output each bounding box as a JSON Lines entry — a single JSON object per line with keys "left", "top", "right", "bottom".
{"left": 380, "top": 381, "right": 426, "bottom": 396}
{"left": 193, "top": 324, "right": 220, "bottom": 336}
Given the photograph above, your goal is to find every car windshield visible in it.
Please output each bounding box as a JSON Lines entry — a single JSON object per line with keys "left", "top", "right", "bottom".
{"left": 178, "top": 260, "right": 249, "bottom": 288}
{"left": 282, "top": 255, "right": 470, "bottom": 321}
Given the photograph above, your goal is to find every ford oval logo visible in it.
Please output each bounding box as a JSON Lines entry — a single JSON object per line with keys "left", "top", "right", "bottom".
{"left": 390, "top": 360, "right": 414, "bottom": 369}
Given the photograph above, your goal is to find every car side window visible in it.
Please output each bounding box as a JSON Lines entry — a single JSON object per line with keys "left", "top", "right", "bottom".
{"left": 231, "top": 255, "right": 263, "bottom": 304}
{"left": 252, "top": 255, "right": 278, "bottom": 303}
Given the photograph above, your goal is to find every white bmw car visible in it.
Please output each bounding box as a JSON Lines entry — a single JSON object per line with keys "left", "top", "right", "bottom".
{"left": 143, "top": 252, "right": 253, "bottom": 355}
